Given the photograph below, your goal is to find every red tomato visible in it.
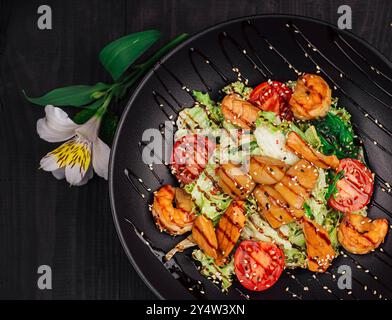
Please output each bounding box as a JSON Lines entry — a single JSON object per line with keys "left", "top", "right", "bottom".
{"left": 328, "top": 158, "right": 374, "bottom": 213}
{"left": 234, "top": 240, "right": 285, "bottom": 292}
{"left": 249, "top": 81, "right": 292, "bottom": 119}
{"left": 171, "top": 134, "right": 215, "bottom": 184}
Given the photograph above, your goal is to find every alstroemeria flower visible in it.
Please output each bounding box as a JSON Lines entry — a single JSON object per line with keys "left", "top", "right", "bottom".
{"left": 37, "top": 105, "right": 110, "bottom": 186}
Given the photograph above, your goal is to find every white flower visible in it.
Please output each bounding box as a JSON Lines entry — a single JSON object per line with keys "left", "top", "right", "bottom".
{"left": 37, "top": 105, "right": 110, "bottom": 186}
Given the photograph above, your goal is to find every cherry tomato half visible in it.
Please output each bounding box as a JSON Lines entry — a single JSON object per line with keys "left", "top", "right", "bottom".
{"left": 234, "top": 240, "right": 285, "bottom": 292}
{"left": 249, "top": 81, "right": 292, "bottom": 119}
{"left": 328, "top": 158, "right": 374, "bottom": 213}
{"left": 171, "top": 134, "right": 215, "bottom": 184}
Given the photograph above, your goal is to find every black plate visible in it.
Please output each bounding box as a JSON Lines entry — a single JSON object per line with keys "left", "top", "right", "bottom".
{"left": 109, "top": 15, "right": 392, "bottom": 300}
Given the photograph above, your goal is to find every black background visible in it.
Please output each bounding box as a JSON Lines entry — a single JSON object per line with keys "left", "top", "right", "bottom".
{"left": 0, "top": 0, "right": 392, "bottom": 300}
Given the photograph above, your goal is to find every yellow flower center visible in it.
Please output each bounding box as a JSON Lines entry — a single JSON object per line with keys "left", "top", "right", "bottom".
{"left": 49, "top": 137, "right": 91, "bottom": 172}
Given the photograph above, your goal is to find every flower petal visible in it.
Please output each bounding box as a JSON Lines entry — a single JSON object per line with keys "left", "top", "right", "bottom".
{"left": 51, "top": 168, "right": 65, "bottom": 180}
{"left": 74, "top": 166, "right": 94, "bottom": 186}
{"left": 40, "top": 153, "right": 61, "bottom": 172}
{"left": 92, "top": 138, "right": 110, "bottom": 180}
{"left": 37, "top": 105, "right": 79, "bottom": 142}
{"left": 65, "top": 163, "right": 89, "bottom": 185}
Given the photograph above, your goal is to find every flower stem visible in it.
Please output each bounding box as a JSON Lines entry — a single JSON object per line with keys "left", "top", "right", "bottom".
{"left": 95, "top": 92, "right": 113, "bottom": 118}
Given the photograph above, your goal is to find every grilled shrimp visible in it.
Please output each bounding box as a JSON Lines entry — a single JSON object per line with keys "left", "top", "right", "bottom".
{"left": 216, "top": 201, "right": 247, "bottom": 265}
{"left": 338, "top": 213, "right": 388, "bottom": 254}
{"left": 218, "top": 162, "right": 256, "bottom": 200}
{"left": 221, "top": 94, "right": 259, "bottom": 129}
{"left": 192, "top": 215, "right": 219, "bottom": 259}
{"left": 303, "top": 217, "right": 335, "bottom": 273}
{"left": 152, "top": 185, "right": 196, "bottom": 236}
{"left": 253, "top": 185, "right": 303, "bottom": 229}
{"left": 286, "top": 131, "right": 339, "bottom": 169}
{"left": 249, "top": 155, "right": 288, "bottom": 185}
{"left": 289, "top": 74, "right": 332, "bottom": 120}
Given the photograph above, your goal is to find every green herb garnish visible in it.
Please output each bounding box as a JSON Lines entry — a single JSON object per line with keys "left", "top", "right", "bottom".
{"left": 303, "top": 203, "right": 314, "bottom": 219}
{"left": 325, "top": 170, "right": 345, "bottom": 201}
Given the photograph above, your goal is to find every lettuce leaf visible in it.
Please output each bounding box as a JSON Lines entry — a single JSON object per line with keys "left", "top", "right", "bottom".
{"left": 254, "top": 124, "right": 299, "bottom": 165}
{"left": 242, "top": 213, "right": 307, "bottom": 268}
{"left": 184, "top": 164, "right": 231, "bottom": 223}
{"left": 193, "top": 90, "right": 224, "bottom": 125}
{"left": 222, "top": 81, "right": 253, "bottom": 99}
{"left": 192, "top": 249, "right": 234, "bottom": 291}
{"left": 176, "top": 105, "right": 219, "bottom": 131}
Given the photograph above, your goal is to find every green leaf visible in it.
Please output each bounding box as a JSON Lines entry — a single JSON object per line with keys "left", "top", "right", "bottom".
{"left": 24, "top": 82, "right": 110, "bottom": 107}
{"left": 73, "top": 98, "right": 105, "bottom": 124}
{"left": 99, "top": 30, "right": 161, "bottom": 81}
{"left": 325, "top": 170, "right": 345, "bottom": 201}
{"left": 99, "top": 111, "right": 118, "bottom": 144}
{"left": 303, "top": 203, "right": 314, "bottom": 219}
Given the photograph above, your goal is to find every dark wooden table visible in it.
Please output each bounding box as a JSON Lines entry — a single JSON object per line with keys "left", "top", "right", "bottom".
{"left": 0, "top": 0, "right": 391, "bottom": 299}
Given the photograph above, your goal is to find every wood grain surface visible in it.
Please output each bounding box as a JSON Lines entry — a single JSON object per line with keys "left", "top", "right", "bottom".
{"left": 0, "top": 0, "right": 391, "bottom": 299}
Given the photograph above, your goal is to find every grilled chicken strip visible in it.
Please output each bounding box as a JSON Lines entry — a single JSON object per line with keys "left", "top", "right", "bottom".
{"left": 216, "top": 201, "right": 247, "bottom": 265}
{"left": 192, "top": 215, "right": 219, "bottom": 259}
{"left": 221, "top": 94, "right": 260, "bottom": 130}
{"left": 274, "top": 175, "right": 309, "bottom": 209}
{"left": 249, "top": 155, "right": 288, "bottom": 185}
{"left": 218, "top": 162, "right": 256, "bottom": 200}
{"left": 338, "top": 213, "right": 388, "bottom": 254}
{"left": 303, "top": 217, "right": 335, "bottom": 272}
{"left": 286, "top": 159, "right": 319, "bottom": 190}
{"left": 253, "top": 185, "right": 303, "bottom": 229}
{"left": 152, "top": 185, "right": 196, "bottom": 235}
{"left": 289, "top": 74, "right": 332, "bottom": 120}
{"left": 286, "top": 131, "right": 339, "bottom": 169}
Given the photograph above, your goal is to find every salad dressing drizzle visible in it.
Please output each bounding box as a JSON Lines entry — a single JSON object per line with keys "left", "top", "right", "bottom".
{"left": 284, "top": 271, "right": 317, "bottom": 299}
{"left": 325, "top": 269, "right": 358, "bottom": 300}
{"left": 353, "top": 123, "right": 392, "bottom": 158}
{"left": 188, "top": 47, "right": 228, "bottom": 91}
{"left": 154, "top": 70, "right": 183, "bottom": 109}
{"left": 160, "top": 63, "right": 196, "bottom": 102}
{"left": 374, "top": 176, "right": 392, "bottom": 197}
{"left": 340, "top": 251, "right": 391, "bottom": 299}
{"left": 289, "top": 26, "right": 392, "bottom": 137}
{"left": 335, "top": 33, "right": 392, "bottom": 83}
{"left": 124, "top": 218, "right": 207, "bottom": 299}
{"left": 289, "top": 23, "right": 392, "bottom": 111}
{"left": 124, "top": 168, "right": 150, "bottom": 202}
{"left": 241, "top": 21, "right": 274, "bottom": 77}
{"left": 332, "top": 39, "right": 392, "bottom": 99}
{"left": 153, "top": 90, "right": 178, "bottom": 121}
{"left": 242, "top": 21, "right": 299, "bottom": 76}
{"left": 234, "top": 288, "right": 251, "bottom": 300}
{"left": 218, "top": 31, "right": 267, "bottom": 79}
{"left": 137, "top": 141, "right": 169, "bottom": 168}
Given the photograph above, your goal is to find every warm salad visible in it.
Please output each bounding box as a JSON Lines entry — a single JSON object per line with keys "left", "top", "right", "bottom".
{"left": 150, "top": 74, "right": 389, "bottom": 293}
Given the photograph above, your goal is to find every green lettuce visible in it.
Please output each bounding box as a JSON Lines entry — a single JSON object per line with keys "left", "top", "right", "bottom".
{"left": 184, "top": 164, "right": 231, "bottom": 223}
{"left": 222, "top": 81, "right": 253, "bottom": 99}
{"left": 176, "top": 105, "right": 219, "bottom": 131}
{"left": 193, "top": 90, "right": 224, "bottom": 125}
{"left": 192, "top": 249, "right": 234, "bottom": 291}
